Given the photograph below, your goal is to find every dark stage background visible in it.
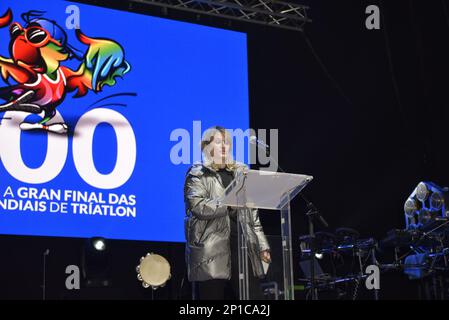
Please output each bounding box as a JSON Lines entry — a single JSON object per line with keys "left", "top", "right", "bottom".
{"left": 1, "top": 0, "right": 448, "bottom": 299}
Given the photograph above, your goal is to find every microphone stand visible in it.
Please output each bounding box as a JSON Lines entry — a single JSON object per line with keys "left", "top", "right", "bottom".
{"left": 42, "top": 249, "right": 49, "bottom": 300}
{"left": 299, "top": 193, "right": 328, "bottom": 300}
{"left": 252, "top": 138, "right": 329, "bottom": 300}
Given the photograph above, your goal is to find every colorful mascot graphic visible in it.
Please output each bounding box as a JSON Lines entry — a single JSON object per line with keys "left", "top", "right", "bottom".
{"left": 0, "top": 9, "right": 130, "bottom": 133}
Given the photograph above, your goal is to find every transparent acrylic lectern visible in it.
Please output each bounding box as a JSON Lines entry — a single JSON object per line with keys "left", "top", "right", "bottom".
{"left": 221, "top": 169, "right": 313, "bottom": 300}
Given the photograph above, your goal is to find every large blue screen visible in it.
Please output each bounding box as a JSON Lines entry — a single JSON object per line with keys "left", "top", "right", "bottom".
{"left": 0, "top": 0, "right": 249, "bottom": 242}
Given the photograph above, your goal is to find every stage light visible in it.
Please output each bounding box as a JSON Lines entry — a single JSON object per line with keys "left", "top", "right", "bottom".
{"left": 404, "top": 198, "right": 419, "bottom": 218}
{"left": 92, "top": 238, "right": 106, "bottom": 251}
{"left": 418, "top": 210, "right": 433, "bottom": 225}
{"left": 416, "top": 182, "right": 429, "bottom": 202}
{"left": 430, "top": 192, "right": 444, "bottom": 211}
{"left": 82, "top": 237, "right": 111, "bottom": 287}
{"left": 404, "top": 182, "right": 449, "bottom": 229}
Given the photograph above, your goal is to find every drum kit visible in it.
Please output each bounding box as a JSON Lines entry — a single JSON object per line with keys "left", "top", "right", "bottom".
{"left": 299, "top": 228, "right": 377, "bottom": 254}
{"left": 298, "top": 227, "right": 379, "bottom": 300}
{"left": 299, "top": 222, "right": 449, "bottom": 300}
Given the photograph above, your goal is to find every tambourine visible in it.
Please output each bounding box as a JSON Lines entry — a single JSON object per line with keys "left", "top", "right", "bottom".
{"left": 136, "top": 252, "right": 171, "bottom": 289}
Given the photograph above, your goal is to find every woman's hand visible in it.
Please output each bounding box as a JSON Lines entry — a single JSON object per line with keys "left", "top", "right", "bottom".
{"left": 260, "top": 250, "right": 271, "bottom": 263}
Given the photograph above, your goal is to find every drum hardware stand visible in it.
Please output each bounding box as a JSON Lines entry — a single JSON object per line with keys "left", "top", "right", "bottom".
{"left": 350, "top": 247, "right": 365, "bottom": 300}
{"left": 300, "top": 193, "right": 328, "bottom": 300}
{"left": 370, "top": 246, "right": 380, "bottom": 300}
{"left": 353, "top": 244, "right": 379, "bottom": 300}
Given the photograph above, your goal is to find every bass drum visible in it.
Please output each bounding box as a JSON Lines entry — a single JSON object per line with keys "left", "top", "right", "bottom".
{"left": 136, "top": 252, "right": 171, "bottom": 289}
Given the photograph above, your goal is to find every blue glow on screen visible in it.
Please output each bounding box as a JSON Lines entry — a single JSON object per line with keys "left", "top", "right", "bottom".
{"left": 0, "top": 0, "right": 249, "bottom": 242}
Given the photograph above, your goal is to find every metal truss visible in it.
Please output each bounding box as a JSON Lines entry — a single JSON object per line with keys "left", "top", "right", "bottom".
{"left": 130, "top": 0, "right": 311, "bottom": 32}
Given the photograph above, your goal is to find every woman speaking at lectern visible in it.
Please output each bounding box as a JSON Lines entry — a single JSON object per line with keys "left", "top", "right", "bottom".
{"left": 183, "top": 125, "right": 271, "bottom": 300}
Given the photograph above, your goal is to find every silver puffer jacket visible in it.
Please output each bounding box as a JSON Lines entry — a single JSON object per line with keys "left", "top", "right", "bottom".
{"left": 184, "top": 162, "right": 270, "bottom": 282}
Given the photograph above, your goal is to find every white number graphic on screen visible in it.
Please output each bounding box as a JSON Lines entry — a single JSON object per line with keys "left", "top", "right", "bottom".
{"left": 0, "top": 109, "right": 136, "bottom": 189}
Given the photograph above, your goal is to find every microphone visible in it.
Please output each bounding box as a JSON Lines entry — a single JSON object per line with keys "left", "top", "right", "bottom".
{"left": 249, "top": 136, "right": 270, "bottom": 151}
{"left": 43, "top": 249, "right": 50, "bottom": 256}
